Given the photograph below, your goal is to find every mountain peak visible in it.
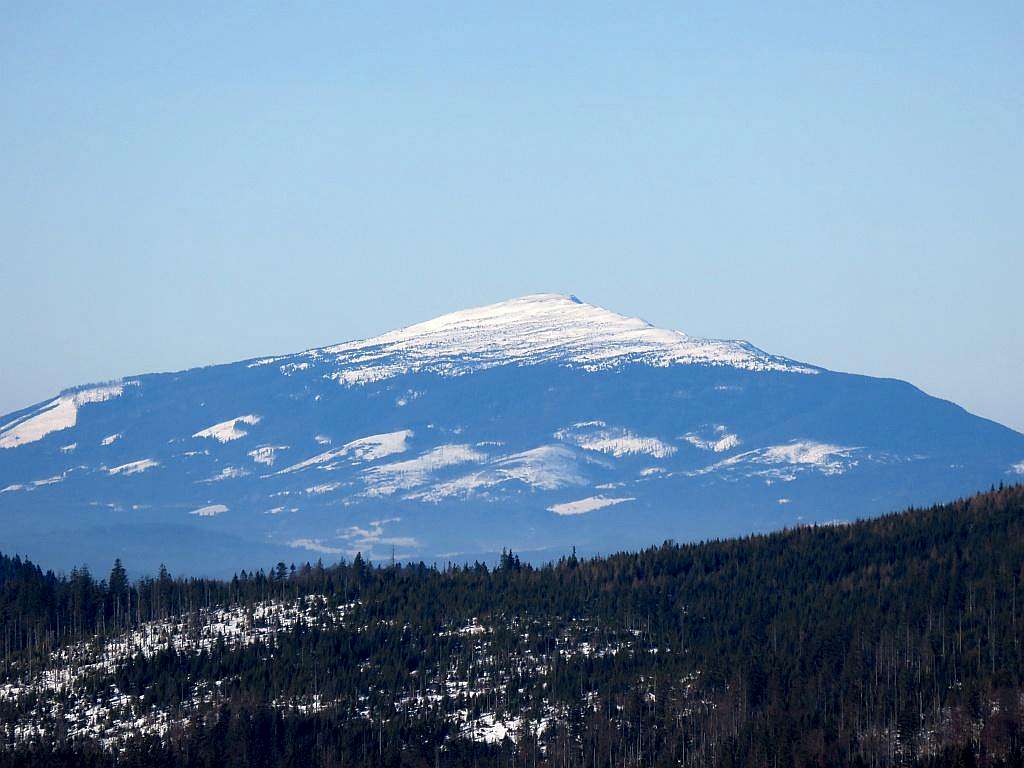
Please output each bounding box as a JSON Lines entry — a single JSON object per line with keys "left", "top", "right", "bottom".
{"left": 252, "top": 294, "right": 818, "bottom": 384}
{"left": 2, "top": 292, "right": 1021, "bottom": 577}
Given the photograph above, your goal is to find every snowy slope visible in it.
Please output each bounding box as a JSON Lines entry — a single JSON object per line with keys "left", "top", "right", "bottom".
{"left": 1, "top": 294, "right": 1021, "bottom": 575}
{"left": 251, "top": 293, "right": 819, "bottom": 383}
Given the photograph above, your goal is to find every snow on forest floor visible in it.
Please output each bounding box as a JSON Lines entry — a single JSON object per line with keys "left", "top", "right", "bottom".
{"left": 1, "top": 598, "right": 662, "bottom": 750}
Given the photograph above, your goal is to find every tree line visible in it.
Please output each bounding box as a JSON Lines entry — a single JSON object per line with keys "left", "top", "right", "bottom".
{"left": 2, "top": 483, "right": 1024, "bottom": 767}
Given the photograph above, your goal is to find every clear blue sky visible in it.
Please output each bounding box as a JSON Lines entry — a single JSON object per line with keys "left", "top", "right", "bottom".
{"left": 2, "top": 2, "right": 1021, "bottom": 431}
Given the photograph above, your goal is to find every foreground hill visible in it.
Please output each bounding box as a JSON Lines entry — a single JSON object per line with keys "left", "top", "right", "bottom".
{"left": 2, "top": 294, "right": 1023, "bottom": 573}
{"left": 2, "top": 484, "right": 1024, "bottom": 767}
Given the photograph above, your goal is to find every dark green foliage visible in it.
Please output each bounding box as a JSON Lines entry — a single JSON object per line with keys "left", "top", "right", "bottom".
{"left": 3, "top": 484, "right": 1024, "bottom": 767}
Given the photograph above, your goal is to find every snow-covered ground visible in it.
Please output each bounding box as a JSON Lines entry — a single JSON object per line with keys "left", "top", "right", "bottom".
{"left": 548, "top": 495, "right": 635, "bottom": 516}
{"left": 251, "top": 294, "right": 818, "bottom": 385}
{"left": 683, "top": 425, "right": 742, "bottom": 453}
{"left": 249, "top": 445, "right": 287, "bottom": 466}
{"left": 192, "top": 415, "right": 262, "bottom": 443}
{"left": 408, "top": 445, "right": 588, "bottom": 502}
{"left": 362, "top": 444, "right": 487, "bottom": 496}
{"left": 690, "top": 440, "right": 863, "bottom": 481}
{"left": 0, "top": 384, "right": 127, "bottom": 449}
{"left": 0, "top": 596, "right": 660, "bottom": 751}
{"left": 107, "top": 458, "right": 159, "bottom": 476}
{"left": 0, "top": 596, "right": 350, "bottom": 746}
{"left": 273, "top": 430, "right": 413, "bottom": 475}
{"left": 555, "top": 421, "right": 677, "bottom": 458}
{"left": 190, "top": 503, "right": 229, "bottom": 517}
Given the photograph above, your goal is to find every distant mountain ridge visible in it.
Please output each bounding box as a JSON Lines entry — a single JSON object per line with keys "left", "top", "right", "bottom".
{"left": 2, "top": 293, "right": 1022, "bottom": 574}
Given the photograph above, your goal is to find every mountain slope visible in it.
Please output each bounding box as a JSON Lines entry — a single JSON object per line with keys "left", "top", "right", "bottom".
{"left": 1, "top": 294, "right": 1022, "bottom": 574}
{"left": 4, "top": 485, "right": 1024, "bottom": 767}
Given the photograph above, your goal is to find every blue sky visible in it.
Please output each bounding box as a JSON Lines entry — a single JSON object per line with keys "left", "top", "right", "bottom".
{"left": 1, "top": 2, "right": 1021, "bottom": 430}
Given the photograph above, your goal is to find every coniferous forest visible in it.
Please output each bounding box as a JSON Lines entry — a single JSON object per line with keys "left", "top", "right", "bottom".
{"left": 2, "top": 484, "right": 1024, "bottom": 767}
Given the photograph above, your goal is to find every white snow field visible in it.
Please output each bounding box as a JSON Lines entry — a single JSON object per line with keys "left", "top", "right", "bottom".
{"left": 192, "top": 414, "right": 262, "bottom": 442}
{"left": 0, "top": 384, "right": 127, "bottom": 449}
{"left": 190, "top": 503, "right": 229, "bottom": 517}
{"left": 273, "top": 430, "right": 413, "bottom": 475}
{"left": 548, "top": 495, "right": 636, "bottom": 516}
{"left": 555, "top": 421, "right": 677, "bottom": 458}
{"left": 251, "top": 293, "right": 819, "bottom": 383}
{"left": 106, "top": 459, "right": 159, "bottom": 476}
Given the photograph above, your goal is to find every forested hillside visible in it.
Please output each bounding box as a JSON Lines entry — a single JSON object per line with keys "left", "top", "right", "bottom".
{"left": 3, "top": 484, "right": 1024, "bottom": 767}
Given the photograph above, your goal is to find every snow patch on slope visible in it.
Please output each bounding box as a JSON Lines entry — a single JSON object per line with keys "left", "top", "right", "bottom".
{"left": 693, "top": 441, "right": 861, "bottom": 480}
{"left": 190, "top": 504, "right": 228, "bottom": 517}
{"left": 461, "top": 713, "right": 527, "bottom": 744}
{"left": 2, "top": 470, "right": 77, "bottom": 492}
{"left": 192, "top": 415, "right": 261, "bottom": 443}
{"left": 494, "top": 446, "right": 587, "bottom": 489}
{"left": 274, "top": 430, "right": 413, "bottom": 475}
{"left": 548, "top": 496, "right": 635, "bottom": 516}
{"left": 199, "top": 466, "right": 249, "bottom": 483}
{"left": 555, "top": 421, "right": 676, "bottom": 458}
{"left": 0, "top": 384, "right": 126, "bottom": 449}
{"left": 363, "top": 444, "right": 487, "bottom": 496}
{"left": 683, "top": 425, "right": 741, "bottom": 453}
{"left": 249, "top": 445, "right": 287, "bottom": 466}
{"left": 107, "top": 459, "right": 159, "bottom": 476}
{"left": 305, "top": 482, "right": 342, "bottom": 495}
{"left": 410, "top": 445, "right": 586, "bottom": 502}
{"left": 759, "top": 442, "right": 860, "bottom": 469}
{"left": 0, "top": 596, "right": 348, "bottom": 747}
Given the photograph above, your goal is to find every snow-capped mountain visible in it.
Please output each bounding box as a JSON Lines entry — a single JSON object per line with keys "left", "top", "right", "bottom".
{"left": 2, "top": 293, "right": 1022, "bottom": 574}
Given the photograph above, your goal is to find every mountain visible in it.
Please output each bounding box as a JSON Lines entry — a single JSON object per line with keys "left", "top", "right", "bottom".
{"left": 1, "top": 293, "right": 1022, "bottom": 574}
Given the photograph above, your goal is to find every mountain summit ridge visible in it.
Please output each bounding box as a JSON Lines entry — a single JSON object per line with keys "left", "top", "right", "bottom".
{"left": 250, "top": 293, "right": 818, "bottom": 387}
